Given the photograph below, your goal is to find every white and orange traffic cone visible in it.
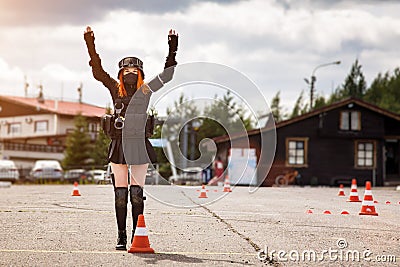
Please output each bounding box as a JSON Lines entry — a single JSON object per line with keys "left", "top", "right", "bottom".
{"left": 359, "top": 181, "right": 378, "bottom": 216}
{"left": 347, "top": 179, "right": 361, "bottom": 202}
{"left": 223, "top": 176, "right": 232, "bottom": 193}
{"left": 198, "top": 184, "right": 208, "bottom": 198}
{"left": 128, "top": 214, "right": 155, "bottom": 253}
{"left": 337, "top": 184, "right": 345, "bottom": 196}
{"left": 71, "top": 181, "right": 81, "bottom": 196}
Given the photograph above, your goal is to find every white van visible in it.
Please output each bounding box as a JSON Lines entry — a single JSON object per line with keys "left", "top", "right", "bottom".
{"left": 0, "top": 160, "right": 20, "bottom": 183}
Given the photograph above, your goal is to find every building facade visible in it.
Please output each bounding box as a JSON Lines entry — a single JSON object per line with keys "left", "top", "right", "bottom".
{"left": 0, "top": 95, "right": 105, "bottom": 168}
{"left": 214, "top": 98, "right": 400, "bottom": 186}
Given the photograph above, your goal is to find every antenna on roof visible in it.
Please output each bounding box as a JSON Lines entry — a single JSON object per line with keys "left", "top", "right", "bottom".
{"left": 77, "top": 82, "right": 83, "bottom": 103}
{"left": 24, "top": 75, "right": 29, "bottom": 97}
{"left": 37, "top": 83, "right": 44, "bottom": 104}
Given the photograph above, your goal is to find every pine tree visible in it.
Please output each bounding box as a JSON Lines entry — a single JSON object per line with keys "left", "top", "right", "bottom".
{"left": 270, "top": 91, "right": 286, "bottom": 122}
{"left": 90, "top": 130, "right": 110, "bottom": 167}
{"left": 62, "top": 115, "right": 92, "bottom": 168}
{"left": 364, "top": 68, "right": 400, "bottom": 113}
{"left": 341, "top": 59, "right": 367, "bottom": 98}
{"left": 90, "top": 106, "right": 111, "bottom": 167}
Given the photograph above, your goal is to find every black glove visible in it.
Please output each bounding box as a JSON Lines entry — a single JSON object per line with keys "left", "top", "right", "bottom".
{"left": 168, "top": 34, "right": 178, "bottom": 54}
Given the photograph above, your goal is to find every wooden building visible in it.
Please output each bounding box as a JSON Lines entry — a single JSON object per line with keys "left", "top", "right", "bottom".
{"left": 213, "top": 98, "right": 400, "bottom": 186}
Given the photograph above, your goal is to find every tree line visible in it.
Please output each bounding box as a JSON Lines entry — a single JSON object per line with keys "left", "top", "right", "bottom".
{"left": 271, "top": 59, "right": 400, "bottom": 122}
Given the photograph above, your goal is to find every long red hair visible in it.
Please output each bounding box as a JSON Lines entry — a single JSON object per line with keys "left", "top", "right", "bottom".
{"left": 118, "top": 70, "right": 148, "bottom": 97}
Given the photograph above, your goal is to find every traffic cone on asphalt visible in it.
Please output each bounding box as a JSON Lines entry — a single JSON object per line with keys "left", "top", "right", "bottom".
{"left": 128, "top": 215, "right": 155, "bottom": 253}
{"left": 198, "top": 185, "right": 208, "bottom": 198}
{"left": 337, "top": 184, "right": 345, "bottom": 196}
{"left": 347, "top": 179, "right": 361, "bottom": 202}
{"left": 71, "top": 181, "right": 81, "bottom": 196}
{"left": 359, "top": 181, "right": 378, "bottom": 216}
{"left": 223, "top": 176, "right": 232, "bottom": 192}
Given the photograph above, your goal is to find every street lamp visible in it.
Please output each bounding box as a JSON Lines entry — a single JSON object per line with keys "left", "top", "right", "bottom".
{"left": 304, "top": 60, "right": 341, "bottom": 110}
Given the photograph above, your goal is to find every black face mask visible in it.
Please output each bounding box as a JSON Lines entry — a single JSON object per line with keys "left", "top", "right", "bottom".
{"left": 123, "top": 72, "right": 138, "bottom": 86}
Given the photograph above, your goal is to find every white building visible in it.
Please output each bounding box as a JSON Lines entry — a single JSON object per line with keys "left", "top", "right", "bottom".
{"left": 0, "top": 95, "right": 106, "bottom": 168}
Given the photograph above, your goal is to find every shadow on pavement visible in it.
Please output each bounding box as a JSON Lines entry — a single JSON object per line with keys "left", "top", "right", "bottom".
{"left": 134, "top": 253, "right": 252, "bottom": 265}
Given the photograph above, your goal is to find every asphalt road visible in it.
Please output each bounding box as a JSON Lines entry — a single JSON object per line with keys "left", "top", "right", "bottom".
{"left": 0, "top": 184, "right": 399, "bottom": 266}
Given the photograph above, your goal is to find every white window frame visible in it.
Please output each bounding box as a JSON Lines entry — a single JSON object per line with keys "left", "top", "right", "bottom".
{"left": 340, "top": 111, "right": 361, "bottom": 131}
{"left": 34, "top": 120, "right": 48, "bottom": 133}
{"left": 354, "top": 140, "right": 376, "bottom": 169}
{"left": 286, "top": 137, "right": 308, "bottom": 167}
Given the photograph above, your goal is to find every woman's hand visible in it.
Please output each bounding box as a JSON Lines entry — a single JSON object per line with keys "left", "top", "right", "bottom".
{"left": 168, "top": 29, "right": 178, "bottom": 53}
{"left": 84, "top": 26, "right": 94, "bottom": 38}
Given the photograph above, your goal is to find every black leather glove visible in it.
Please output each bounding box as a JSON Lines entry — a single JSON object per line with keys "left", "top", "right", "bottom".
{"left": 168, "top": 34, "right": 178, "bottom": 54}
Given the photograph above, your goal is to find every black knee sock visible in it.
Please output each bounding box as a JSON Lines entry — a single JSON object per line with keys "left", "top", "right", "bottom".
{"left": 130, "top": 185, "right": 144, "bottom": 230}
{"left": 114, "top": 187, "right": 128, "bottom": 231}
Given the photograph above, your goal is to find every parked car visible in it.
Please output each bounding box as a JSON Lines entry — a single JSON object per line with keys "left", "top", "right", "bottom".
{"left": 88, "top": 169, "right": 110, "bottom": 184}
{"left": 0, "top": 160, "right": 20, "bottom": 183}
{"left": 30, "top": 160, "right": 63, "bottom": 182}
{"left": 64, "top": 169, "right": 91, "bottom": 183}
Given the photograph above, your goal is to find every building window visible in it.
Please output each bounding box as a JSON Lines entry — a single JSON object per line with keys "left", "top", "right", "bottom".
{"left": 88, "top": 122, "right": 98, "bottom": 133}
{"left": 340, "top": 111, "right": 361, "bottom": 131}
{"left": 286, "top": 138, "right": 308, "bottom": 166}
{"left": 355, "top": 141, "right": 375, "bottom": 168}
{"left": 34, "top": 120, "right": 48, "bottom": 133}
{"left": 8, "top": 123, "right": 21, "bottom": 134}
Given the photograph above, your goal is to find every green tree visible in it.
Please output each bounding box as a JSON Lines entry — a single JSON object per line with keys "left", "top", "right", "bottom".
{"left": 90, "top": 130, "right": 110, "bottom": 167}
{"left": 63, "top": 114, "right": 92, "bottom": 168}
{"left": 270, "top": 91, "right": 286, "bottom": 122}
{"left": 364, "top": 68, "right": 400, "bottom": 113}
{"left": 313, "top": 94, "right": 327, "bottom": 110}
{"left": 290, "top": 90, "right": 309, "bottom": 118}
{"left": 340, "top": 59, "right": 367, "bottom": 99}
{"left": 90, "top": 105, "right": 112, "bottom": 167}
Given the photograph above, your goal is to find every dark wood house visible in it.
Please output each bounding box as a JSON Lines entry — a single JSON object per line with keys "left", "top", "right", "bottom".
{"left": 213, "top": 98, "right": 400, "bottom": 186}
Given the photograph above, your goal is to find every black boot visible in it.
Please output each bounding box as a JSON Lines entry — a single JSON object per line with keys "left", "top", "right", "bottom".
{"left": 114, "top": 187, "right": 128, "bottom": 250}
{"left": 130, "top": 185, "right": 144, "bottom": 244}
{"left": 116, "top": 230, "right": 127, "bottom": 250}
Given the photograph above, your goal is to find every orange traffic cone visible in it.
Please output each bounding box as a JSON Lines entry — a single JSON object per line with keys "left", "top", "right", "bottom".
{"left": 359, "top": 181, "right": 378, "bottom": 216}
{"left": 71, "top": 181, "right": 81, "bottom": 196}
{"left": 337, "top": 184, "right": 345, "bottom": 196}
{"left": 198, "top": 185, "right": 208, "bottom": 198}
{"left": 223, "top": 176, "right": 232, "bottom": 192}
{"left": 347, "top": 179, "right": 361, "bottom": 202}
{"left": 128, "top": 214, "right": 155, "bottom": 253}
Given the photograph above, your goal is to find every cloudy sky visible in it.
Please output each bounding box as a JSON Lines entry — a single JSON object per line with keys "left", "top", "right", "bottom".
{"left": 1, "top": 0, "right": 399, "bottom": 116}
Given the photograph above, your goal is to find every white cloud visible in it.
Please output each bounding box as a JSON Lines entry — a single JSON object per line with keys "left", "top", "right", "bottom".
{"left": 0, "top": 0, "right": 400, "bottom": 114}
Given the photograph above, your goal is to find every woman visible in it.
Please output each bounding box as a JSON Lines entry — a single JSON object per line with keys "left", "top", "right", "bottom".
{"left": 84, "top": 26, "right": 178, "bottom": 250}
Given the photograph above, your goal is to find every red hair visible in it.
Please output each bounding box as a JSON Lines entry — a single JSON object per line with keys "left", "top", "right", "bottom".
{"left": 118, "top": 70, "right": 147, "bottom": 97}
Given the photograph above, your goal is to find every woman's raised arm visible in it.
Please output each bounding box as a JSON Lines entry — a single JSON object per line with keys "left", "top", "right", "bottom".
{"left": 84, "top": 26, "right": 118, "bottom": 98}
{"left": 147, "top": 29, "right": 179, "bottom": 92}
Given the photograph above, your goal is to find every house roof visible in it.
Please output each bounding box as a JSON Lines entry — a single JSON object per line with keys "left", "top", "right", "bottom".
{"left": 213, "top": 97, "right": 400, "bottom": 143}
{"left": 0, "top": 95, "right": 106, "bottom": 117}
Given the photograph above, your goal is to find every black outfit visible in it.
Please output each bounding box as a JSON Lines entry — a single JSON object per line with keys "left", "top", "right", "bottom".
{"left": 84, "top": 30, "right": 178, "bottom": 250}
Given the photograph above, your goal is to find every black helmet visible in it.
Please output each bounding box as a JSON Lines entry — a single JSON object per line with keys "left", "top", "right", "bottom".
{"left": 118, "top": 56, "right": 144, "bottom": 78}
